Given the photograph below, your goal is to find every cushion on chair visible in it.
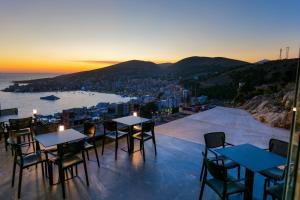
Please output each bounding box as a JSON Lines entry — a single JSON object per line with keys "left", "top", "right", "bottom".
{"left": 132, "top": 132, "right": 152, "bottom": 140}
{"left": 266, "top": 183, "right": 284, "bottom": 199}
{"left": 208, "top": 155, "right": 239, "bottom": 169}
{"left": 206, "top": 176, "right": 245, "bottom": 196}
{"left": 84, "top": 142, "right": 94, "bottom": 149}
{"left": 17, "top": 153, "right": 44, "bottom": 167}
{"left": 105, "top": 130, "right": 128, "bottom": 139}
{"left": 61, "top": 156, "right": 83, "bottom": 169}
{"left": 260, "top": 167, "right": 284, "bottom": 180}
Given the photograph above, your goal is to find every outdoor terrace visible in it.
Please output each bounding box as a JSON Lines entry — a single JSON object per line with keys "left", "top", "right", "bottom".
{"left": 0, "top": 106, "right": 289, "bottom": 200}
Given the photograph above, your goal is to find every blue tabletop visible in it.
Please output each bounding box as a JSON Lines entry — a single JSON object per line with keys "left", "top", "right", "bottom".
{"left": 215, "top": 144, "right": 287, "bottom": 172}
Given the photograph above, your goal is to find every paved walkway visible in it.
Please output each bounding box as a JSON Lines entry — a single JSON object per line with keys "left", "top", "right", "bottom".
{"left": 156, "top": 106, "right": 290, "bottom": 148}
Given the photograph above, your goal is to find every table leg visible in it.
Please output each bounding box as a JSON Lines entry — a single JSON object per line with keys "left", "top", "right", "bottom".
{"left": 129, "top": 126, "right": 134, "bottom": 153}
{"left": 244, "top": 169, "right": 254, "bottom": 200}
{"left": 48, "top": 161, "right": 53, "bottom": 185}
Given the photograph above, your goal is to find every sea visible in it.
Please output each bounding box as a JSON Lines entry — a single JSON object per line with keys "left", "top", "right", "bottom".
{"left": 0, "top": 73, "right": 131, "bottom": 117}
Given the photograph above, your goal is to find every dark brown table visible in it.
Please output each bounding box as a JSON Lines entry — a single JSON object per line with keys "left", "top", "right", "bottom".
{"left": 215, "top": 143, "right": 287, "bottom": 200}
{"left": 35, "top": 128, "right": 86, "bottom": 184}
{"left": 113, "top": 116, "right": 150, "bottom": 153}
{"left": 35, "top": 128, "right": 86, "bottom": 147}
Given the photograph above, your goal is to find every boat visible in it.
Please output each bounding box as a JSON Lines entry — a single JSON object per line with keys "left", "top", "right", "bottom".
{"left": 40, "top": 95, "right": 60, "bottom": 101}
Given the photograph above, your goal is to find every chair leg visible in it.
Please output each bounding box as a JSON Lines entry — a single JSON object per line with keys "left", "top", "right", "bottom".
{"left": 12, "top": 161, "right": 17, "bottom": 187}
{"left": 75, "top": 165, "right": 78, "bottom": 176}
{"left": 58, "top": 164, "right": 65, "bottom": 199}
{"left": 17, "top": 167, "right": 23, "bottom": 199}
{"left": 48, "top": 162, "right": 53, "bottom": 185}
{"left": 141, "top": 141, "right": 145, "bottom": 162}
{"left": 263, "top": 179, "right": 268, "bottom": 200}
{"left": 126, "top": 135, "right": 130, "bottom": 154}
{"left": 237, "top": 165, "right": 241, "bottom": 179}
{"left": 86, "top": 150, "right": 90, "bottom": 160}
{"left": 199, "top": 180, "right": 205, "bottom": 200}
{"left": 82, "top": 152, "right": 89, "bottom": 186}
{"left": 101, "top": 136, "right": 105, "bottom": 155}
{"left": 199, "top": 160, "right": 205, "bottom": 181}
{"left": 115, "top": 138, "right": 118, "bottom": 160}
{"left": 41, "top": 162, "right": 44, "bottom": 177}
{"left": 94, "top": 146, "right": 100, "bottom": 168}
{"left": 152, "top": 135, "right": 157, "bottom": 155}
{"left": 4, "top": 133, "right": 8, "bottom": 151}
{"left": 31, "top": 134, "right": 35, "bottom": 151}
{"left": 71, "top": 167, "right": 74, "bottom": 178}
{"left": 263, "top": 191, "right": 267, "bottom": 200}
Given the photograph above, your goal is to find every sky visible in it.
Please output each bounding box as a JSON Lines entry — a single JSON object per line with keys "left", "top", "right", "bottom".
{"left": 0, "top": 0, "right": 299, "bottom": 73}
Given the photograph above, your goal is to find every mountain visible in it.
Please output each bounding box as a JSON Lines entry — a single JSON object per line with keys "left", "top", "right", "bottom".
{"left": 181, "top": 58, "right": 298, "bottom": 129}
{"left": 255, "top": 59, "right": 270, "bottom": 64}
{"left": 170, "top": 56, "right": 248, "bottom": 77}
{"left": 4, "top": 56, "right": 249, "bottom": 93}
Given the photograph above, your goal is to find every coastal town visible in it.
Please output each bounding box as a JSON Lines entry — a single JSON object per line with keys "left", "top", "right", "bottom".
{"left": 35, "top": 89, "right": 211, "bottom": 129}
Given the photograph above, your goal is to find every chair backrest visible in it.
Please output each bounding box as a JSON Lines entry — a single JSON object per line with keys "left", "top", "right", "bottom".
{"left": 83, "top": 122, "right": 96, "bottom": 138}
{"left": 205, "top": 158, "right": 228, "bottom": 181}
{"left": 0, "top": 108, "right": 18, "bottom": 116}
{"left": 103, "top": 120, "right": 117, "bottom": 132}
{"left": 269, "top": 138, "right": 289, "bottom": 157}
{"left": 204, "top": 132, "right": 225, "bottom": 148}
{"left": 140, "top": 110, "right": 152, "bottom": 119}
{"left": 12, "top": 143, "right": 23, "bottom": 157}
{"left": 58, "top": 140, "right": 85, "bottom": 159}
{"left": 34, "top": 123, "right": 58, "bottom": 135}
{"left": 0, "top": 122, "right": 5, "bottom": 133}
{"left": 9, "top": 117, "right": 32, "bottom": 130}
{"left": 142, "top": 121, "right": 154, "bottom": 133}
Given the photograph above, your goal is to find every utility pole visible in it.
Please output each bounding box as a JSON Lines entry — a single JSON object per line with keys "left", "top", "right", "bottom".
{"left": 279, "top": 48, "right": 282, "bottom": 60}
{"left": 286, "top": 46, "right": 290, "bottom": 59}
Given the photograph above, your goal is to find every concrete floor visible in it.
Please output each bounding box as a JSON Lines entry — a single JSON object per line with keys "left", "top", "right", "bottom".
{"left": 0, "top": 107, "right": 284, "bottom": 199}
{"left": 156, "top": 106, "right": 290, "bottom": 148}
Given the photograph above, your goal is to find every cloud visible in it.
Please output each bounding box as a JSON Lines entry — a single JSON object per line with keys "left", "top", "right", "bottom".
{"left": 74, "top": 60, "right": 121, "bottom": 65}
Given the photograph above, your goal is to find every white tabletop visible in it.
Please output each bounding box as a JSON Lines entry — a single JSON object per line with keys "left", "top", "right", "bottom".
{"left": 113, "top": 116, "right": 150, "bottom": 126}
{"left": 35, "top": 128, "right": 86, "bottom": 147}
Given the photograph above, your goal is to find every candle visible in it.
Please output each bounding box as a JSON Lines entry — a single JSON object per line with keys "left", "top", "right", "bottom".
{"left": 58, "top": 125, "right": 65, "bottom": 132}
{"left": 133, "top": 112, "right": 138, "bottom": 117}
{"left": 33, "top": 109, "right": 37, "bottom": 115}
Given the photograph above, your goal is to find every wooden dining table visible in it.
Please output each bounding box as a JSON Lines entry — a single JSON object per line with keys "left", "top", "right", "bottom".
{"left": 215, "top": 143, "right": 287, "bottom": 200}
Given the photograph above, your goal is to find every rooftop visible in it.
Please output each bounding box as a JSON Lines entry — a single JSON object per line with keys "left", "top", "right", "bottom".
{"left": 0, "top": 106, "right": 290, "bottom": 199}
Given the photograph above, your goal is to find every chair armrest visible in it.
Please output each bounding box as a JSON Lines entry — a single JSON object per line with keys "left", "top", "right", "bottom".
{"left": 206, "top": 149, "right": 225, "bottom": 166}
{"left": 227, "top": 178, "right": 246, "bottom": 183}
{"left": 224, "top": 142, "right": 234, "bottom": 146}
{"left": 207, "top": 148, "right": 220, "bottom": 158}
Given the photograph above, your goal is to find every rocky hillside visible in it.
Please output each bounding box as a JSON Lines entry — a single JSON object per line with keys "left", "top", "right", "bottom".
{"left": 241, "top": 84, "right": 294, "bottom": 129}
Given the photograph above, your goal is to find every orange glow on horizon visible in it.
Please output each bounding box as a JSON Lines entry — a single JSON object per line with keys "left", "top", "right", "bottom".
{"left": 0, "top": 53, "right": 287, "bottom": 74}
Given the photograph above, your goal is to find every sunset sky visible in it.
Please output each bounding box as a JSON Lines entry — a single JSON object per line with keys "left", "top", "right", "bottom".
{"left": 0, "top": 0, "right": 299, "bottom": 73}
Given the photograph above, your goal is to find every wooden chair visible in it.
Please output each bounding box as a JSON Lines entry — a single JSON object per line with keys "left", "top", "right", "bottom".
{"left": 11, "top": 141, "right": 46, "bottom": 199}
{"left": 102, "top": 120, "right": 129, "bottom": 160}
{"left": 132, "top": 121, "right": 157, "bottom": 161}
{"left": 83, "top": 122, "right": 100, "bottom": 167}
{"left": 200, "top": 132, "right": 240, "bottom": 182}
{"left": 199, "top": 156, "right": 245, "bottom": 200}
